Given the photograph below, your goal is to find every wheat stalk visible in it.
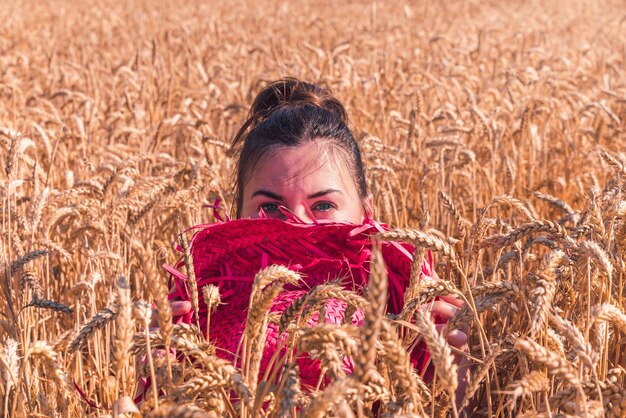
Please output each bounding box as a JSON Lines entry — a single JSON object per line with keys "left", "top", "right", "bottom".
{"left": 377, "top": 228, "right": 458, "bottom": 265}
{"left": 241, "top": 265, "right": 300, "bottom": 397}
{"left": 506, "top": 370, "right": 550, "bottom": 402}
{"left": 178, "top": 233, "right": 200, "bottom": 327}
{"left": 113, "top": 277, "right": 135, "bottom": 396}
{"left": 514, "top": 338, "right": 580, "bottom": 386}
{"left": 69, "top": 305, "right": 118, "bottom": 353}
{"left": 414, "top": 309, "right": 458, "bottom": 414}
{"left": 353, "top": 246, "right": 386, "bottom": 389}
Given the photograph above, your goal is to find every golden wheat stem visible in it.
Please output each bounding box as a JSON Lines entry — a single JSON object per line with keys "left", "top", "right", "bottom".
{"left": 144, "top": 320, "right": 159, "bottom": 407}
{"left": 178, "top": 234, "right": 200, "bottom": 330}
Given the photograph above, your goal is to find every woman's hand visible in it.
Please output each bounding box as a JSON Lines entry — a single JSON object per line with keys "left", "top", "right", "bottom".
{"left": 423, "top": 295, "right": 467, "bottom": 348}
{"left": 419, "top": 268, "right": 467, "bottom": 350}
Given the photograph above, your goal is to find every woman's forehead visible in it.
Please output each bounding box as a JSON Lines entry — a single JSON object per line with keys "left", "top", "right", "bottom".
{"left": 247, "top": 143, "right": 355, "bottom": 192}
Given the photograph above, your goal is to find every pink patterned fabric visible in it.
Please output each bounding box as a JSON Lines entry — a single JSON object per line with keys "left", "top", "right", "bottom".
{"left": 165, "top": 218, "right": 435, "bottom": 388}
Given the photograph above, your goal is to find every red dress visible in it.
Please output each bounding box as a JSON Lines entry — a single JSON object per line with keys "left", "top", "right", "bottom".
{"left": 165, "top": 218, "right": 434, "bottom": 388}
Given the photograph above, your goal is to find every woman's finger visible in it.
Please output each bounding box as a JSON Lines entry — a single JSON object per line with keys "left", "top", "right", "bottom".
{"left": 455, "top": 348, "right": 472, "bottom": 406}
{"left": 150, "top": 301, "right": 192, "bottom": 329}
{"left": 171, "top": 301, "right": 193, "bottom": 316}
{"left": 422, "top": 300, "right": 458, "bottom": 321}
{"left": 439, "top": 293, "right": 465, "bottom": 308}
{"left": 150, "top": 309, "right": 159, "bottom": 328}
{"left": 446, "top": 328, "right": 468, "bottom": 348}
{"left": 435, "top": 324, "right": 468, "bottom": 348}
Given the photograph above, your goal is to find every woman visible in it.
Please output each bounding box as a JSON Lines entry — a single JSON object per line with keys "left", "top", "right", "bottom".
{"left": 168, "top": 78, "right": 468, "bottom": 395}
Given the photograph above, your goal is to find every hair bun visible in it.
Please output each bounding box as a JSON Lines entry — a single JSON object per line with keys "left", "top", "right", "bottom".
{"left": 233, "top": 78, "right": 347, "bottom": 146}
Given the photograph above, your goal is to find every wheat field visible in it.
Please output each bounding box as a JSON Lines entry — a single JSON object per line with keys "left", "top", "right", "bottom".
{"left": 1, "top": 0, "right": 625, "bottom": 416}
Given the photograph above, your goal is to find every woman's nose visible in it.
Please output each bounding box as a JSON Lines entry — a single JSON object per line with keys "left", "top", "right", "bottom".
{"left": 293, "top": 204, "right": 314, "bottom": 224}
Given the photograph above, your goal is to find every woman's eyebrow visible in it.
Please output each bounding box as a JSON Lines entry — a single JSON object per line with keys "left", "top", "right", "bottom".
{"left": 251, "top": 190, "right": 284, "bottom": 200}
{"left": 307, "top": 189, "right": 342, "bottom": 199}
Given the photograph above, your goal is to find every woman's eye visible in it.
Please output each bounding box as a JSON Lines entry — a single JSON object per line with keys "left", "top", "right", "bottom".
{"left": 313, "top": 202, "right": 334, "bottom": 212}
{"left": 260, "top": 202, "right": 280, "bottom": 212}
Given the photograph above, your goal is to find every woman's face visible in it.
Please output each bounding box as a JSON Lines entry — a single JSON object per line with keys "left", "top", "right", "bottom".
{"left": 240, "top": 142, "right": 371, "bottom": 223}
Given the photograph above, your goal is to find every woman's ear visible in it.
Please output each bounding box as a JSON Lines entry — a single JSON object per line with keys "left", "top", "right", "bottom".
{"left": 363, "top": 193, "right": 374, "bottom": 219}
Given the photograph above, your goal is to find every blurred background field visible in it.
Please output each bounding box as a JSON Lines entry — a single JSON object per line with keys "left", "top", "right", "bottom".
{"left": 1, "top": 0, "right": 625, "bottom": 416}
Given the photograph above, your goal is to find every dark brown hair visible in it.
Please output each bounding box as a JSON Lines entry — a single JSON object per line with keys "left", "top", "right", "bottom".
{"left": 232, "top": 78, "right": 368, "bottom": 217}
